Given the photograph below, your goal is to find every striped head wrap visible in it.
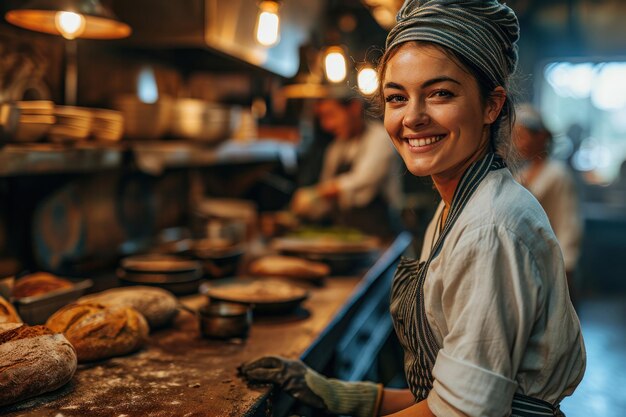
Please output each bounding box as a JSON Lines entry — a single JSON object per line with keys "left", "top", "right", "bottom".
{"left": 385, "top": 0, "right": 520, "bottom": 88}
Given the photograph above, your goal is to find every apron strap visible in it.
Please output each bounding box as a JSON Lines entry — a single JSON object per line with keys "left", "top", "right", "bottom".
{"left": 511, "top": 393, "right": 562, "bottom": 417}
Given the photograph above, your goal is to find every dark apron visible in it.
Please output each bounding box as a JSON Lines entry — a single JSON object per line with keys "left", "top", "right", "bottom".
{"left": 331, "top": 160, "right": 397, "bottom": 237}
{"left": 390, "top": 153, "right": 563, "bottom": 416}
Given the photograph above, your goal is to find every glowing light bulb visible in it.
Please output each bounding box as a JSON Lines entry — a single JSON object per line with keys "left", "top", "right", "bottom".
{"left": 54, "top": 11, "right": 85, "bottom": 39}
{"left": 256, "top": 1, "right": 280, "bottom": 47}
{"left": 358, "top": 67, "right": 378, "bottom": 95}
{"left": 324, "top": 48, "right": 347, "bottom": 83}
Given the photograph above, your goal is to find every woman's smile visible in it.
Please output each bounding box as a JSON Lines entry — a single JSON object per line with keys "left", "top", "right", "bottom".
{"left": 403, "top": 134, "right": 447, "bottom": 152}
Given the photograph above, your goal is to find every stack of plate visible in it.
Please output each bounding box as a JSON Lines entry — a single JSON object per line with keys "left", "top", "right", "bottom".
{"left": 48, "top": 105, "right": 92, "bottom": 143}
{"left": 90, "top": 108, "right": 124, "bottom": 142}
{"left": 170, "top": 98, "right": 231, "bottom": 143}
{"left": 112, "top": 95, "right": 172, "bottom": 140}
{"left": 13, "top": 101, "right": 56, "bottom": 143}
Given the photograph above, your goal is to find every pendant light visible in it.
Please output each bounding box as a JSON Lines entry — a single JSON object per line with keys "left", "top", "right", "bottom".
{"left": 255, "top": 0, "right": 281, "bottom": 47}
{"left": 5, "top": 0, "right": 131, "bottom": 39}
{"left": 323, "top": 46, "right": 347, "bottom": 83}
{"left": 4, "top": 0, "right": 131, "bottom": 105}
{"left": 357, "top": 65, "right": 378, "bottom": 95}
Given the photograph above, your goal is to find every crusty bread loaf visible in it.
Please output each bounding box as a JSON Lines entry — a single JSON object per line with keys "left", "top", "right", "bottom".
{"left": 46, "top": 303, "right": 149, "bottom": 362}
{"left": 248, "top": 255, "right": 330, "bottom": 279}
{"left": 0, "top": 295, "right": 21, "bottom": 324}
{"left": 12, "top": 272, "right": 73, "bottom": 298}
{"left": 79, "top": 286, "right": 178, "bottom": 330}
{"left": 0, "top": 322, "right": 21, "bottom": 333}
{"left": 0, "top": 324, "right": 77, "bottom": 407}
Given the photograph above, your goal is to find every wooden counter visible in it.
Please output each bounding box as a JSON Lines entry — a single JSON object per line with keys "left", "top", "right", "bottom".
{"left": 0, "top": 233, "right": 412, "bottom": 417}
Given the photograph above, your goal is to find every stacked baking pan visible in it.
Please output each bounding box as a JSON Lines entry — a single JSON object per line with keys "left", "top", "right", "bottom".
{"left": 48, "top": 105, "right": 92, "bottom": 143}
{"left": 118, "top": 254, "right": 203, "bottom": 295}
{"left": 90, "top": 108, "right": 124, "bottom": 142}
{"left": 13, "top": 100, "right": 56, "bottom": 142}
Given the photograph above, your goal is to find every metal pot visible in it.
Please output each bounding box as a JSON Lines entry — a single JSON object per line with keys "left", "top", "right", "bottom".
{"left": 196, "top": 301, "right": 252, "bottom": 340}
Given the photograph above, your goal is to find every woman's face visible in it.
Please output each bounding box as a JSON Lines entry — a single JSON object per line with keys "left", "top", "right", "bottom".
{"left": 382, "top": 43, "right": 499, "bottom": 179}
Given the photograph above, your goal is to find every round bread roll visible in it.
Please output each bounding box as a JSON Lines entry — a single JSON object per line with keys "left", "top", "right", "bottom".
{"left": 0, "top": 324, "right": 77, "bottom": 407}
{"left": 12, "top": 272, "right": 73, "bottom": 298}
{"left": 248, "top": 255, "right": 330, "bottom": 279}
{"left": 79, "top": 286, "right": 178, "bottom": 330}
{"left": 46, "top": 303, "right": 149, "bottom": 362}
{"left": 0, "top": 295, "right": 21, "bottom": 324}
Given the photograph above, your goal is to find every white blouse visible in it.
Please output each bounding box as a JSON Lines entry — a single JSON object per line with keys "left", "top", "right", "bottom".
{"left": 421, "top": 169, "right": 586, "bottom": 417}
{"left": 319, "top": 121, "right": 401, "bottom": 211}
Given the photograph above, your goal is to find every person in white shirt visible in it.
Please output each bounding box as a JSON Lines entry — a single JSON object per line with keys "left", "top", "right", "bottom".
{"left": 514, "top": 104, "right": 583, "bottom": 302}
{"left": 240, "top": 1, "right": 585, "bottom": 416}
{"left": 291, "top": 94, "right": 402, "bottom": 237}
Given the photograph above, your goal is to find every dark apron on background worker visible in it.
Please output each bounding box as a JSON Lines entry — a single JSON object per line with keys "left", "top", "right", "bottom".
{"left": 332, "top": 160, "right": 398, "bottom": 238}
{"left": 390, "top": 153, "right": 564, "bottom": 417}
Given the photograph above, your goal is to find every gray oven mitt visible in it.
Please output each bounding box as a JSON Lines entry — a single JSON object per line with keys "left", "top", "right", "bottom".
{"left": 239, "top": 356, "right": 382, "bottom": 417}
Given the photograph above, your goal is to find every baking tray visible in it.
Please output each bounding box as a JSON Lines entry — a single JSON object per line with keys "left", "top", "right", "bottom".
{"left": 12, "top": 279, "right": 93, "bottom": 325}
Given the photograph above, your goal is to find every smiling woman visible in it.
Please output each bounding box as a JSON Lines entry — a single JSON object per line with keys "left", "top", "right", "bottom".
{"left": 372, "top": 0, "right": 586, "bottom": 416}
{"left": 239, "top": 1, "right": 586, "bottom": 416}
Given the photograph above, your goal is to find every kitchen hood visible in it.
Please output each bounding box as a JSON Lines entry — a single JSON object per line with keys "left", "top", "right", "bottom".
{"left": 111, "top": 0, "right": 324, "bottom": 77}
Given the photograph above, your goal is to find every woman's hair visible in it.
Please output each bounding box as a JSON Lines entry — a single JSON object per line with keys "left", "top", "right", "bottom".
{"left": 374, "top": 41, "right": 521, "bottom": 169}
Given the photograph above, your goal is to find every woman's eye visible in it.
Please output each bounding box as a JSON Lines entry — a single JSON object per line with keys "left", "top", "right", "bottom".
{"left": 431, "top": 90, "right": 453, "bottom": 98}
{"left": 385, "top": 94, "right": 407, "bottom": 103}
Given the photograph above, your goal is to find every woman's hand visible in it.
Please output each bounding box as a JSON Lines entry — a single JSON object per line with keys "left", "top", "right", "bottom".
{"left": 239, "top": 356, "right": 382, "bottom": 417}
{"left": 239, "top": 356, "right": 327, "bottom": 408}
{"left": 291, "top": 187, "right": 321, "bottom": 217}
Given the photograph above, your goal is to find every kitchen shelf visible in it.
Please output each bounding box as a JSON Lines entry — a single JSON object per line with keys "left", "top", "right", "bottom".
{"left": 0, "top": 139, "right": 298, "bottom": 177}
{"left": 0, "top": 143, "right": 123, "bottom": 176}
{"left": 131, "top": 139, "right": 299, "bottom": 175}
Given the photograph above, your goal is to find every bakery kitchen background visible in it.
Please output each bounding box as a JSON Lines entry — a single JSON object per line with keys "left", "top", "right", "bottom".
{"left": 0, "top": 0, "right": 626, "bottom": 416}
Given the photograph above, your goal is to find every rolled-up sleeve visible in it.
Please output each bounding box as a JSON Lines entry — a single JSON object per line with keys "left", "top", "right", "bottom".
{"left": 426, "top": 225, "right": 543, "bottom": 417}
{"left": 429, "top": 351, "right": 517, "bottom": 416}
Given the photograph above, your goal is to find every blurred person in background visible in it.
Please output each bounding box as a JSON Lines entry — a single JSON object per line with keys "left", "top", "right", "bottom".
{"left": 290, "top": 91, "right": 402, "bottom": 237}
{"left": 514, "top": 104, "right": 583, "bottom": 304}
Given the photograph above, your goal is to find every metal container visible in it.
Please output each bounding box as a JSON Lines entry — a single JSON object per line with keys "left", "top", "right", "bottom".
{"left": 12, "top": 279, "right": 93, "bottom": 325}
{"left": 169, "top": 98, "right": 231, "bottom": 143}
{"left": 197, "top": 301, "right": 251, "bottom": 340}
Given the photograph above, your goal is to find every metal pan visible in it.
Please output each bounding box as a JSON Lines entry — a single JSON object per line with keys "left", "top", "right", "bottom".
{"left": 12, "top": 279, "right": 93, "bottom": 324}
{"left": 117, "top": 269, "right": 203, "bottom": 295}
{"left": 120, "top": 254, "right": 202, "bottom": 274}
{"left": 117, "top": 255, "right": 203, "bottom": 295}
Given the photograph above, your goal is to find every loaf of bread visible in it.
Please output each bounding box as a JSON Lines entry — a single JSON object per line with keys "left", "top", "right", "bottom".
{"left": 46, "top": 303, "right": 149, "bottom": 362}
{"left": 12, "top": 272, "right": 73, "bottom": 298}
{"left": 0, "top": 324, "right": 77, "bottom": 407}
{"left": 0, "top": 295, "right": 21, "bottom": 324}
{"left": 248, "top": 255, "right": 330, "bottom": 279}
{"left": 79, "top": 286, "right": 178, "bottom": 330}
